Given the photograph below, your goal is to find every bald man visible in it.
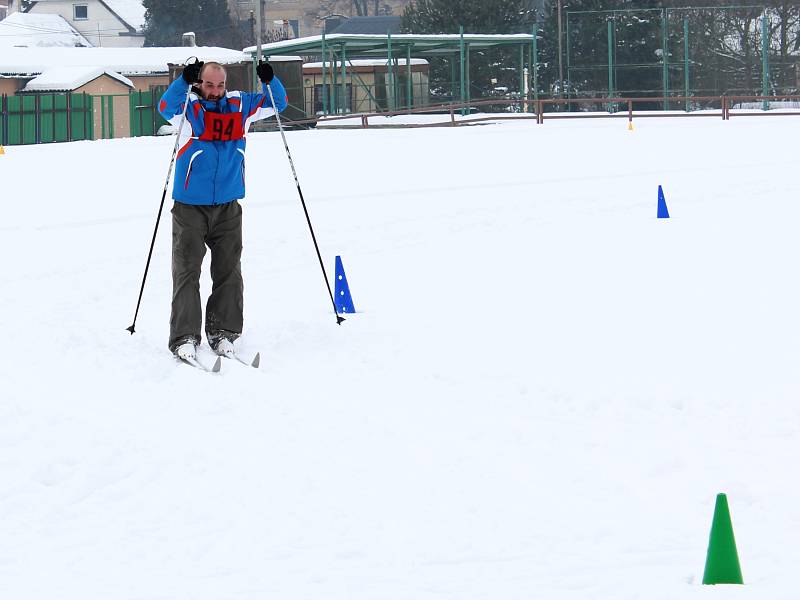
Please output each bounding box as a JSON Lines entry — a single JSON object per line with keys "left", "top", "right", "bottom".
{"left": 158, "top": 60, "right": 287, "bottom": 362}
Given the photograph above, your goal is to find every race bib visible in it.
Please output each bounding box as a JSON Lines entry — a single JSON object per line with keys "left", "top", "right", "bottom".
{"left": 199, "top": 111, "right": 244, "bottom": 142}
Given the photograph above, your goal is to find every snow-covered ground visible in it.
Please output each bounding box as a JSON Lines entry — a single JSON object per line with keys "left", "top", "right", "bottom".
{"left": 1, "top": 115, "right": 799, "bottom": 599}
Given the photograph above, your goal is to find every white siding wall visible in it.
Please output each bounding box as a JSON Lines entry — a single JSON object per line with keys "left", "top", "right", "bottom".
{"left": 27, "top": 0, "right": 144, "bottom": 47}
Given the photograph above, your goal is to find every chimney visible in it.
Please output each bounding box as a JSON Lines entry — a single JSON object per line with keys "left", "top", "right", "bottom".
{"left": 182, "top": 32, "right": 196, "bottom": 47}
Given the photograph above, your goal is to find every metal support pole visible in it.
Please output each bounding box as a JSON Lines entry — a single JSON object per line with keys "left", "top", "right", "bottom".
{"left": 341, "top": 44, "right": 347, "bottom": 113}
{"left": 406, "top": 45, "right": 413, "bottom": 111}
{"left": 254, "top": 0, "right": 262, "bottom": 90}
{"left": 451, "top": 54, "right": 458, "bottom": 102}
{"left": 532, "top": 25, "right": 539, "bottom": 104}
{"left": 459, "top": 26, "right": 466, "bottom": 115}
{"left": 662, "top": 8, "right": 669, "bottom": 111}
{"left": 762, "top": 13, "right": 769, "bottom": 110}
{"left": 684, "top": 17, "right": 690, "bottom": 112}
{"left": 331, "top": 48, "right": 338, "bottom": 114}
{"left": 557, "top": 0, "right": 563, "bottom": 96}
{"left": 388, "top": 32, "right": 395, "bottom": 112}
{"left": 519, "top": 45, "right": 525, "bottom": 102}
{"left": 607, "top": 18, "right": 614, "bottom": 110}
{"left": 321, "top": 33, "right": 328, "bottom": 116}
{"left": 465, "top": 44, "right": 471, "bottom": 105}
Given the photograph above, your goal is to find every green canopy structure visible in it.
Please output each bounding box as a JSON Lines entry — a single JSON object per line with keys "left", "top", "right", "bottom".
{"left": 244, "top": 31, "right": 538, "bottom": 115}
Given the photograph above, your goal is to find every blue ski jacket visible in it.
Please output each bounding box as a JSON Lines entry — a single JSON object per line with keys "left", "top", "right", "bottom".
{"left": 158, "top": 74, "right": 288, "bottom": 205}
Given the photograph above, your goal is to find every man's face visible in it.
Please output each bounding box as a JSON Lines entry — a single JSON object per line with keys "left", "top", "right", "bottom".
{"left": 199, "top": 66, "right": 226, "bottom": 101}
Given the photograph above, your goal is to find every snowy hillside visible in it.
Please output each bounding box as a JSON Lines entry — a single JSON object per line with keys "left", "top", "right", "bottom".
{"left": 1, "top": 115, "right": 799, "bottom": 599}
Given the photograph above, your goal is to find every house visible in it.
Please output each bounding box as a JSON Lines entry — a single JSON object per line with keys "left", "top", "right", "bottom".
{"left": 0, "top": 11, "right": 92, "bottom": 47}
{"left": 24, "top": 0, "right": 145, "bottom": 47}
{"left": 228, "top": 0, "right": 411, "bottom": 40}
{"left": 328, "top": 16, "right": 402, "bottom": 35}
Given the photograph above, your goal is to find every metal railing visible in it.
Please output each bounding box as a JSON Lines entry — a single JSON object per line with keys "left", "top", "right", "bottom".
{"left": 276, "top": 94, "right": 800, "bottom": 129}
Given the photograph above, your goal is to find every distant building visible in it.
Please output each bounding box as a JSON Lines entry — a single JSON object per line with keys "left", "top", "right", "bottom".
{"left": 24, "top": 0, "right": 145, "bottom": 47}
{"left": 327, "top": 15, "right": 401, "bottom": 35}
{"left": 228, "top": 0, "right": 411, "bottom": 41}
{"left": 0, "top": 1, "right": 7, "bottom": 20}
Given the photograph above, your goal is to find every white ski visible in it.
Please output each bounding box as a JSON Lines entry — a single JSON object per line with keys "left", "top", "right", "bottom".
{"left": 180, "top": 355, "right": 222, "bottom": 373}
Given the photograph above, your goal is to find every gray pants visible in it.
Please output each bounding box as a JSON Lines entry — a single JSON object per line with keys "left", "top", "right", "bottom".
{"left": 169, "top": 200, "right": 243, "bottom": 352}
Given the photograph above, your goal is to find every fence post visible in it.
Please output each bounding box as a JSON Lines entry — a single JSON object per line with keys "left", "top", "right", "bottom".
{"left": 108, "top": 96, "right": 115, "bottom": 139}
{"left": 1, "top": 94, "right": 6, "bottom": 146}
{"left": 66, "top": 93, "right": 72, "bottom": 141}
{"left": 35, "top": 94, "right": 41, "bottom": 144}
{"left": 101, "top": 96, "right": 106, "bottom": 139}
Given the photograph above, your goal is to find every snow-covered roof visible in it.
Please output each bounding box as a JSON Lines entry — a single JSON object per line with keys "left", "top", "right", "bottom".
{"left": 26, "top": 0, "right": 146, "bottom": 33}
{"left": 21, "top": 66, "right": 133, "bottom": 91}
{"left": 102, "top": 0, "right": 146, "bottom": 32}
{"left": 304, "top": 59, "right": 429, "bottom": 69}
{"left": 0, "top": 12, "right": 92, "bottom": 47}
{"left": 0, "top": 46, "right": 251, "bottom": 77}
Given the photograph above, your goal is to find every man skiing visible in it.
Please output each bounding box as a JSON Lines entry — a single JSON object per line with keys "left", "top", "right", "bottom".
{"left": 158, "top": 60, "right": 287, "bottom": 361}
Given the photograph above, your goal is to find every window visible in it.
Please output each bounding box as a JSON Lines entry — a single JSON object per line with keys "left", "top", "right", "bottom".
{"left": 73, "top": 4, "right": 88, "bottom": 20}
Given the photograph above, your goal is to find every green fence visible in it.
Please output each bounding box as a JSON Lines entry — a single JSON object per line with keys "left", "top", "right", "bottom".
{"left": 129, "top": 87, "right": 168, "bottom": 137}
{"left": 1, "top": 89, "right": 169, "bottom": 146}
{"left": 1, "top": 93, "right": 94, "bottom": 146}
{"left": 566, "top": 5, "right": 799, "bottom": 109}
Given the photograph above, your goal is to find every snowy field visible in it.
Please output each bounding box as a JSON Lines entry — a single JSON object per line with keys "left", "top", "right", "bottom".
{"left": 1, "top": 115, "right": 799, "bottom": 599}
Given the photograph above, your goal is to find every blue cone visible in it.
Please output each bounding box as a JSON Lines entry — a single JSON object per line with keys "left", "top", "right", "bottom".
{"left": 334, "top": 255, "right": 356, "bottom": 314}
{"left": 658, "top": 185, "right": 670, "bottom": 219}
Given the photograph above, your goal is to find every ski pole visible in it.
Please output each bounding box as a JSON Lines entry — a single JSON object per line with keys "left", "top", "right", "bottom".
{"left": 266, "top": 83, "right": 344, "bottom": 325}
{"left": 126, "top": 59, "right": 196, "bottom": 334}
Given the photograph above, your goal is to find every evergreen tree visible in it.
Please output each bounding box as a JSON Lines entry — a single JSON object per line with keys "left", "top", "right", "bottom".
{"left": 402, "top": 0, "right": 539, "bottom": 35}
{"left": 401, "top": 0, "right": 541, "bottom": 100}
{"left": 143, "top": 0, "right": 241, "bottom": 48}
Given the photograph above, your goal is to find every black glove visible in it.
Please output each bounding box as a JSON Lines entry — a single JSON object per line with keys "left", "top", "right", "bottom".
{"left": 256, "top": 62, "right": 274, "bottom": 84}
{"left": 182, "top": 60, "right": 204, "bottom": 84}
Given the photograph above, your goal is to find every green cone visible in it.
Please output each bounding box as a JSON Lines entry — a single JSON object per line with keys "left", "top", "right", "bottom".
{"left": 702, "top": 493, "right": 743, "bottom": 585}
